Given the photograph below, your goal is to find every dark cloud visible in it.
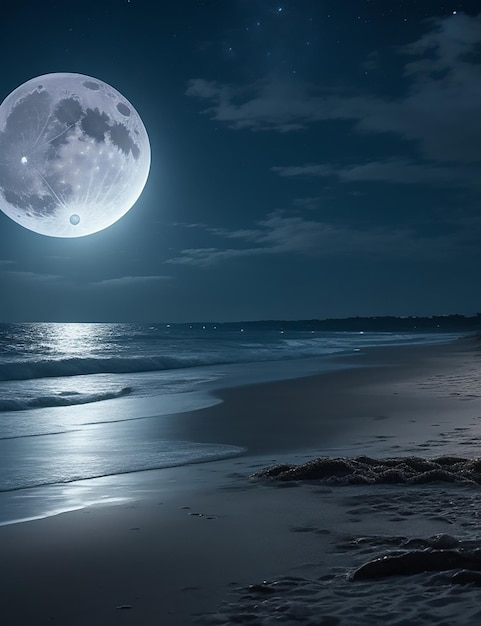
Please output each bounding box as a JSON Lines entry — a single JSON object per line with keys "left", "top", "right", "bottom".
{"left": 186, "top": 13, "right": 481, "bottom": 163}
{"left": 89, "top": 275, "right": 172, "bottom": 288}
{"left": 185, "top": 77, "right": 320, "bottom": 132}
{"left": 1, "top": 269, "right": 65, "bottom": 283}
{"left": 166, "top": 211, "right": 464, "bottom": 267}
{"left": 272, "top": 158, "right": 480, "bottom": 190}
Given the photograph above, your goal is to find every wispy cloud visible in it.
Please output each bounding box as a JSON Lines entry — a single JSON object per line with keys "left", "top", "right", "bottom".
{"left": 272, "top": 158, "right": 479, "bottom": 188}
{"left": 1, "top": 270, "right": 65, "bottom": 282}
{"left": 0, "top": 271, "right": 173, "bottom": 289}
{"left": 186, "top": 13, "right": 481, "bottom": 162}
{"left": 292, "top": 197, "right": 323, "bottom": 211}
{"left": 167, "top": 211, "right": 462, "bottom": 267}
{"left": 186, "top": 77, "right": 316, "bottom": 132}
{"left": 89, "top": 275, "right": 172, "bottom": 288}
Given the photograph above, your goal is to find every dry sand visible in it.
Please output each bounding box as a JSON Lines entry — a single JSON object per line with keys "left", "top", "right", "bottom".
{"left": 2, "top": 336, "right": 481, "bottom": 625}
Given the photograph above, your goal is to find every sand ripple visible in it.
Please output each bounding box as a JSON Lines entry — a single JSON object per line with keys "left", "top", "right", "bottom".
{"left": 198, "top": 534, "right": 481, "bottom": 625}
{"left": 198, "top": 568, "right": 481, "bottom": 625}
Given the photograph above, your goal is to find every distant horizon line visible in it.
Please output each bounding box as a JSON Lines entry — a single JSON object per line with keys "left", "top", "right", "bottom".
{"left": 1, "top": 313, "right": 480, "bottom": 325}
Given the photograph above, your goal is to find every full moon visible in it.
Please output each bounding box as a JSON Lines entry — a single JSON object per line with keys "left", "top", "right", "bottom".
{"left": 0, "top": 73, "right": 150, "bottom": 237}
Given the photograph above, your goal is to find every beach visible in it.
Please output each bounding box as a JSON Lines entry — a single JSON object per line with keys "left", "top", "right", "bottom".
{"left": 2, "top": 336, "right": 481, "bottom": 625}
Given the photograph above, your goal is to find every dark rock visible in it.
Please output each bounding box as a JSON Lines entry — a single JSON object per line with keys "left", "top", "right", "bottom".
{"left": 352, "top": 548, "right": 481, "bottom": 581}
{"left": 247, "top": 582, "right": 276, "bottom": 594}
{"left": 450, "top": 570, "right": 481, "bottom": 586}
{"left": 253, "top": 455, "right": 481, "bottom": 485}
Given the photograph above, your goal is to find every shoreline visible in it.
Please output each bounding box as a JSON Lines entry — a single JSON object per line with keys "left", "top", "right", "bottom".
{"left": 0, "top": 336, "right": 471, "bottom": 517}
{"left": 160, "top": 335, "right": 478, "bottom": 456}
{"left": 1, "top": 337, "right": 481, "bottom": 624}
{"left": 0, "top": 336, "right": 464, "bottom": 498}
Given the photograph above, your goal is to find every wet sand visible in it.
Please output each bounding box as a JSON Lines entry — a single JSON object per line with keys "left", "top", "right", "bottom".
{"left": 2, "top": 336, "right": 481, "bottom": 625}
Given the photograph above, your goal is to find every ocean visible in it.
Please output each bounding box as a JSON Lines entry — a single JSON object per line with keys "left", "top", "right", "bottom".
{"left": 0, "top": 321, "right": 463, "bottom": 523}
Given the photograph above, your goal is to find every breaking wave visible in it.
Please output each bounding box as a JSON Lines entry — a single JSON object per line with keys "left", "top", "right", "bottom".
{"left": 0, "top": 386, "right": 132, "bottom": 412}
{"left": 0, "top": 355, "right": 211, "bottom": 381}
{"left": 0, "top": 331, "right": 463, "bottom": 383}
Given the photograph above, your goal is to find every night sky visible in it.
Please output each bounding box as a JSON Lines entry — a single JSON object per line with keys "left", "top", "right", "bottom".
{"left": 0, "top": 0, "right": 480, "bottom": 322}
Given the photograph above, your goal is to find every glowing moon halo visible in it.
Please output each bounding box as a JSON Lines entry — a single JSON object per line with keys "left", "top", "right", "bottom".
{"left": 0, "top": 73, "right": 150, "bottom": 237}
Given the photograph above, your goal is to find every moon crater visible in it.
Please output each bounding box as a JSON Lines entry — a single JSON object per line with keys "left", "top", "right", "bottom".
{"left": 0, "top": 73, "right": 150, "bottom": 237}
